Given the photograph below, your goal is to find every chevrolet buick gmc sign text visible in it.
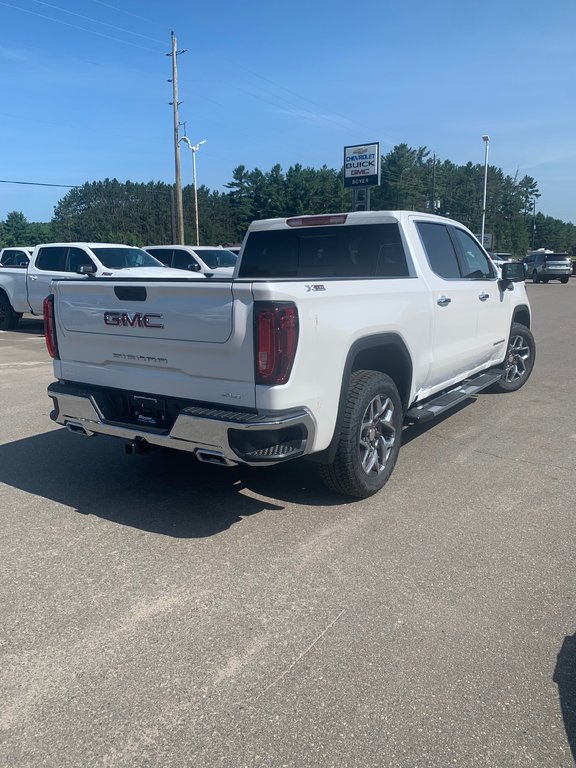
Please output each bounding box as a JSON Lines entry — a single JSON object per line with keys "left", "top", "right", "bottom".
{"left": 343, "top": 142, "right": 381, "bottom": 188}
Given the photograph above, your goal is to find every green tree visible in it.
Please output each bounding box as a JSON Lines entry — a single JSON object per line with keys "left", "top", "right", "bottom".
{"left": 1, "top": 211, "right": 29, "bottom": 246}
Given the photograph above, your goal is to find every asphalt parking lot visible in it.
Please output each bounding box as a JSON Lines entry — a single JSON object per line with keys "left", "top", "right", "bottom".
{"left": 1, "top": 281, "right": 575, "bottom": 768}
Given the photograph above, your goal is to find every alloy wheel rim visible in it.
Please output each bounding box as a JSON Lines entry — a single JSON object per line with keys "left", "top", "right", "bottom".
{"left": 504, "top": 335, "right": 530, "bottom": 383}
{"left": 359, "top": 395, "right": 396, "bottom": 475}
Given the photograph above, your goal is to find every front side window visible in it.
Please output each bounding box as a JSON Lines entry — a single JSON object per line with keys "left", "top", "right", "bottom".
{"left": 1, "top": 249, "right": 29, "bottom": 267}
{"left": 451, "top": 228, "right": 495, "bottom": 279}
{"left": 195, "top": 249, "right": 237, "bottom": 269}
{"left": 172, "top": 249, "right": 198, "bottom": 270}
{"left": 67, "top": 247, "right": 95, "bottom": 273}
{"left": 416, "top": 222, "right": 460, "bottom": 279}
{"left": 91, "top": 248, "right": 164, "bottom": 269}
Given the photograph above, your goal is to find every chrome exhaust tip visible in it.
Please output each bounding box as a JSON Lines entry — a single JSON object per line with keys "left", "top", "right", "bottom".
{"left": 65, "top": 421, "right": 94, "bottom": 437}
{"left": 195, "top": 449, "right": 236, "bottom": 467}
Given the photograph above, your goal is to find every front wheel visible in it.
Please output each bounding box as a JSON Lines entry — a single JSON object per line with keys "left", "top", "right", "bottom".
{"left": 0, "top": 293, "right": 19, "bottom": 331}
{"left": 490, "top": 323, "right": 535, "bottom": 393}
{"left": 561, "top": 277, "right": 569, "bottom": 284}
{"left": 319, "top": 371, "right": 403, "bottom": 498}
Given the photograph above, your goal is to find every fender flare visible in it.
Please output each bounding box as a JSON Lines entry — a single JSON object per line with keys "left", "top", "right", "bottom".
{"left": 313, "top": 333, "right": 413, "bottom": 463}
{"left": 512, "top": 303, "right": 531, "bottom": 329}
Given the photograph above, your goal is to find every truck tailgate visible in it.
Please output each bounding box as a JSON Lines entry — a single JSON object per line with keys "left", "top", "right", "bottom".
{"left": 52, "top": 278, "right": 256, "bottom": 407}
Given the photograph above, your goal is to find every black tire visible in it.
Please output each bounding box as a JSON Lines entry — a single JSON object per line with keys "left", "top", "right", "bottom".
{"left": 319, "top": 371, "right": 403, "bottom": 498}
{"left": 561, "top": 277, "right": 569, "bottom": 284}
{"left": 532, "top": 270, "right": 540, "bottom": 283}
{"left": 0, "top": 293, "right": 19, "bottom": 331}
{"left": 490, "top": 323, "right": 535, "bottom": 393}
{"left": 541, "top": 277, "right": 549, "bottom": 283}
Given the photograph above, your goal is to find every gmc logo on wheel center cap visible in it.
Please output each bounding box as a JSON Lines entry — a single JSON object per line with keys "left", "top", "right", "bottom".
{"left": 104, "top": 311, "right": 164, "bottom": 329}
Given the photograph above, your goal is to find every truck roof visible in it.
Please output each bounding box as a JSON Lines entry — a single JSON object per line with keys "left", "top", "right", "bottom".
{"left": 247, "top": 210, "right": 464, "bottom": 232}
{"left": 34, "top": 242, "right": 147, "bottom": 249}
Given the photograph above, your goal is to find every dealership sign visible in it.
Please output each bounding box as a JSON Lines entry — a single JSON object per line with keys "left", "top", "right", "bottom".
{"left": 343, "top": 142, "right": 380, "bottom": 188}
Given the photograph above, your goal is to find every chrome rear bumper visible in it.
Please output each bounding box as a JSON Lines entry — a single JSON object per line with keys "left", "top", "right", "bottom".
{"left": 48, "top": 381, "right": 315, "bottom": 466}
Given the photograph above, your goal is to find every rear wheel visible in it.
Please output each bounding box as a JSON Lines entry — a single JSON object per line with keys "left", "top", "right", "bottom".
{"left": 319, "top": 371, "right": 403, "bottom": 498}
{"left": 490, "top": 323, "right": 535, "bottom": 393}
{"left": 0, "top": 293, "right": 18, "bottom": 331}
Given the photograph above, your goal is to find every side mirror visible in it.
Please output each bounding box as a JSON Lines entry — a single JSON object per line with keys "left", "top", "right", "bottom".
{"left": 77, "top": 264, "right": 96, "bottom": 275}
{"left": 187, "top": 262, "right": 201, "bottom": 272}
{"left": 501, "top": 261, "right": 525, "bottom": 282}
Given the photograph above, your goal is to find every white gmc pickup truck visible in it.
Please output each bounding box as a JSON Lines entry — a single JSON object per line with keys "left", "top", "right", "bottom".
{"left": 0, "top": 242, "right": 192, "bottom": 330}
{"left": 45, "top": 211, "right": 534, "bottom": 498}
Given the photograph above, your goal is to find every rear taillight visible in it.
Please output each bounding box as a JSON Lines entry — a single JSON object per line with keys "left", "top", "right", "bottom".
{"left": 255, "top": 302, "right": 299, "bottom": 385}
{"left": 43, "top": 294, "right": 59, "bottom": 360}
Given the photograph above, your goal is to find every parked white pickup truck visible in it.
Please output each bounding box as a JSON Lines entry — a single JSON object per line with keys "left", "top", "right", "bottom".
{"left": 45, "top": 211, "right": 534, "bottom": 498}
{"left": 0, "top": 242, "right": 197, "bottom": 330}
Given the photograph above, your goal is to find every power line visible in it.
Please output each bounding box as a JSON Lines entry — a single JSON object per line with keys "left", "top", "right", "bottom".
{"left": 87, "top": 0, "right": 156, "bottom": 23}
{"left": 0, "top": 179, "right": 79, "bottom": 188}
{"left": 31, "top": 0, "right": 165, "bottom": 44}
{"left": 0, "top": 1, "right": 162, "bottom": 52}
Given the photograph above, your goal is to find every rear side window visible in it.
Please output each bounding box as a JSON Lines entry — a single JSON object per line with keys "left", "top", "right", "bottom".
{"left": 36, "top": 247, "right": 68, "bottom": 271}
{"left": 146, "top": 248, "right": 173, "bottom": 266}
{"left": 239, "top": 223, "right": 409, "bottom": 279}
{"left": 416, "top": 222, "right": 460, "bottom": 279}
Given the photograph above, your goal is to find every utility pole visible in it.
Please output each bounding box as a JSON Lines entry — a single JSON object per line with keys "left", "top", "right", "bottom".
{"left": 167, "top": 31, "right": 185, "bottom": 244}
{"left": 431, "top": 152, "right": 436, "bottom": 212}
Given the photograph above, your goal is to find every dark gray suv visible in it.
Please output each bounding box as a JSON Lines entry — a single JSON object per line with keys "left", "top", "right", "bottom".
{"left": 523, "top": 251, "right": 571, "bottom": 283}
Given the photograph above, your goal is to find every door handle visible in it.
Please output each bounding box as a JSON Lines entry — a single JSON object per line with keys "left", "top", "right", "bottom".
{"left": 478, "top": 292, "right": 490, "bottom": 301}
{"left": 29, "top": 275, "right": 38, "bottom": 280}
{"left": 437, "top": 296, "right": 451, "bottom": 307}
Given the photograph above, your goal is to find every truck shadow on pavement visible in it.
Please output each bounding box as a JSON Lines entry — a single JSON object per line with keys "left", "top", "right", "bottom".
{"left": 11, "top": 317, "right": 45, "bottom": 336}
{"left": 0, "top": 427, "right": 349, "bottom": 538}
{"left": 554, "top": 633, "right": 576, "bottom": 762}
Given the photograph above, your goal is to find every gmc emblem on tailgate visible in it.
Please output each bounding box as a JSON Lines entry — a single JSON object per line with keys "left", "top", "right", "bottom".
{"left": 104, "top": 311, "right": 164, "bottom": 329}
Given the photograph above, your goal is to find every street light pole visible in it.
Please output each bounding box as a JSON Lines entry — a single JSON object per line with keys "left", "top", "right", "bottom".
{"left": 180, "top": 137, "right": 206, "bottom": 246}
{"left": 481, "top": 134, "right": 490, "bottom": 247}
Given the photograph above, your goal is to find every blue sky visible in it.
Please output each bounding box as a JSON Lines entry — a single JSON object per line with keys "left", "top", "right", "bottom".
{"left": 1, "top": 0, "right": 575, "bottom": 224}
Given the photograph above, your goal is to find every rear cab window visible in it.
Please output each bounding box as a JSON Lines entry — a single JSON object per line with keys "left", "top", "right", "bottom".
{"left": 239, "top": 223, "right": 411, "bottom": 279}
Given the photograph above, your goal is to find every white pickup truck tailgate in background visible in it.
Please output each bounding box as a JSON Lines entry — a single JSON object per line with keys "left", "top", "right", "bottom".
{"left": 53, "top": 280, "right": 256, "bottom": 406}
